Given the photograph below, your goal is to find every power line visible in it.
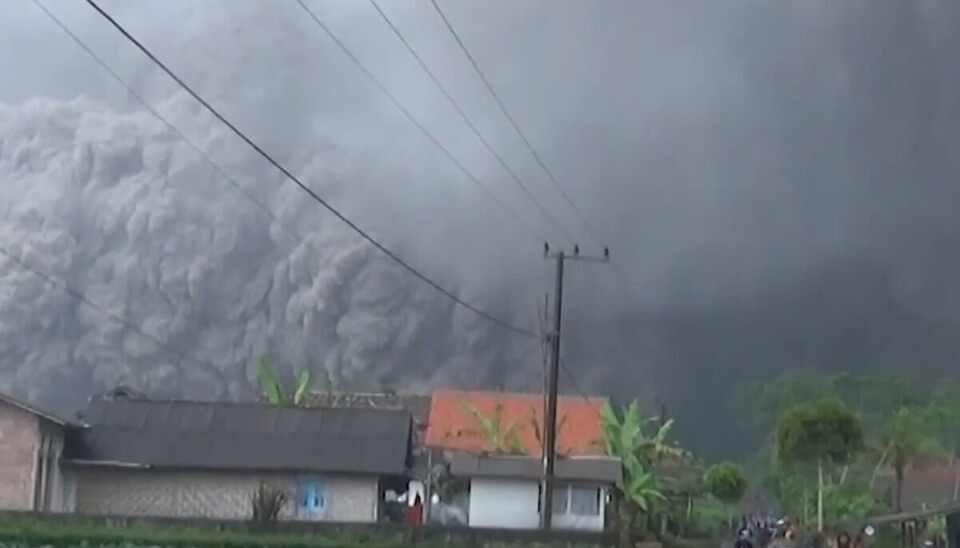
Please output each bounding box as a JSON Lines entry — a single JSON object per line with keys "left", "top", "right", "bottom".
{"left": 429, "top": 0, "right": 606, "bottom": 247}
{"left": 0, "top": 245, "right": 216, "bottom": 375}
{"left": 31, "top": 0, "right": 301, "bottom": 245}
{"left": 367, "top": 0, "right": 579, "bottom": 245}
{"left": 559, "top": 357, "right": 592, "bottom": 403}
{"left": 292, "top": 0, "right": 555, "bottom": 242}
{"left": 85, "top": 0, "right": 536, "bottom": 338}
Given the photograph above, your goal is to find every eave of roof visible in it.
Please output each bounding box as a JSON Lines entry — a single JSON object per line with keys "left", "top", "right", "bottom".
{"left": 0, "top": 392, "right": 68, "bottom": 426}
{"left": 450, "top": 452, "right": 622, "bottom": 485}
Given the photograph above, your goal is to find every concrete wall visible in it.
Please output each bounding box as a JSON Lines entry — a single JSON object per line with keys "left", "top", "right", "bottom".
{"left": 468, "top": 478, "right": 541, "bottom": 530}
{"left": 0, "top": 400, "right": 40, "bottom": 510}
{"left": 37, "top": 420, "right": 65, "bottom": 512}
{"left": 67, "top": 468, "right": 380, "bottom": 523}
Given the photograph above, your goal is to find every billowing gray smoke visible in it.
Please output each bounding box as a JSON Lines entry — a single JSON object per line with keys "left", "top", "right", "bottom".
{"left": 0, "top": 0, "right": 958, "bottom": 456}
{"left": 0, "top": 96, "right": 535, "bottom": 406}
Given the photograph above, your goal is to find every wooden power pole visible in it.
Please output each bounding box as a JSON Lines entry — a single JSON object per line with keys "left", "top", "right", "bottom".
{"left": 540, "top": 243, "right": 609, "bottom": 529}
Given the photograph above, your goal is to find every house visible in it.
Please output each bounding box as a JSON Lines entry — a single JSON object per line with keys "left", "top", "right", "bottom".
{"left": 0, "top": 392, "right": 69, "bottom": 512}
{"left": 450, "top": 452, "right": 621, "bottom": 531}
{"left": 424, "top": 389, "right": 608, "bottom": 456}
{"left": 875, "top": 464, "right": 960, "bottom": 512}
{"left": 302, "top": 391, "right": 437, "bottom": 512}
{"left": 423, "top": 389, "right": 615, "bottom": 531}
{"left": 1, "top": 390, "right": 414, "bottom": 522}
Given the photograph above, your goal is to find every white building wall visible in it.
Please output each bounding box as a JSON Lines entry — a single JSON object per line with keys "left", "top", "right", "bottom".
{"left": 468, "top": 478, "right": 540, "bottom": 529}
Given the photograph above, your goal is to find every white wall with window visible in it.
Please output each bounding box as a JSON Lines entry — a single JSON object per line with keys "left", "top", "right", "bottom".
{"left": 551, "top": 482, "right": 607, "bottom": 531}
{"left": 451, "top": 453, "right": 621, "bottom": 532}
{"left": 465, "top": 478, "right": 608, "bottom": 531}
{"left": 467, "top": 478, "right": 541, "bottom": 529}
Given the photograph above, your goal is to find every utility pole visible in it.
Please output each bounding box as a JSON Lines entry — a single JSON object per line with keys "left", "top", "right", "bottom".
{"left": 540, "top": 242, "right": 609, "bottom": 530}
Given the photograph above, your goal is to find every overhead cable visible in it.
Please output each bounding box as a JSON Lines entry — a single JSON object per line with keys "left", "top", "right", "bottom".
{"left": 31, "top": 0, "right": 301, "bottom": 244}
{"left": 367, "top": 0, "right": 580, "bottom": 245}
{"left": 0, "top": 245, "right": 218, "bottom": 375}
{"left": 429, "top": 0, "right": 607, "bottom": 247}
{"left": 293, "top": 0, "right": 556, "bottom": 241}
{"left": 84, "top": 0, "right": 537, "bottom": 338}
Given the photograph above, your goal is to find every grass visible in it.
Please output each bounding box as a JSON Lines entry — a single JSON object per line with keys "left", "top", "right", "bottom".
{"left": 0, "top": 513, "right": 613, "bottom": 548}
{"left": 0, "top": 513, "right": 418, "bottom": 548}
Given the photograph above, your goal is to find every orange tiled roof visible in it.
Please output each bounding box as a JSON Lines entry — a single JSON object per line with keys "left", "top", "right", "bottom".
{"left": 424, "top": 389, "right": 608, "bottom": 456}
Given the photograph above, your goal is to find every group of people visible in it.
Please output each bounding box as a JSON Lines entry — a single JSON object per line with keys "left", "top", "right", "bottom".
{"left": 733, "top": 514, "right": 875, "bottom": 548}
{"left": 734, "top": 514, "right": 792, "bottom": 548}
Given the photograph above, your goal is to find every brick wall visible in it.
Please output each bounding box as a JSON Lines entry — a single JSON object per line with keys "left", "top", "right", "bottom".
{"left": 69, "top": 468, "right": 380, "bottom": 522}
{"left": 0, "top": 400, "right": 40, "bottom": 510}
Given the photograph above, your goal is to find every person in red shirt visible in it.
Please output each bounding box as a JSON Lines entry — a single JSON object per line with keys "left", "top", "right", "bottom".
{"left": 407, "top": 493, "right": 424, "bottom": 527}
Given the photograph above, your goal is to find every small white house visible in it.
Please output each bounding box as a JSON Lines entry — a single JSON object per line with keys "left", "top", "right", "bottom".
{"left": 450, "top": 452, "right": 621, "bottom": 532}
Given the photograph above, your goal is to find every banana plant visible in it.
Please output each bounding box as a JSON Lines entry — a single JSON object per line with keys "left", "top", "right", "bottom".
{"left": 256, "top": 358, "right": 312, "bottom": 406}
{"left": 601, "top": 400, "right": 673, "bottom": 548}
{"left": 624, "top": 462, "right": 666, "bottom": 512}
{"left": 452, "top": 398, "right": 527, "bottom": 455}
{"left": 530, "top": 407, "right": 570, "bottom": 456}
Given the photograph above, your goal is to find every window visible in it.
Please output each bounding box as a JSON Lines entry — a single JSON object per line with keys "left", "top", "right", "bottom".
{"left": 569, "top": 486, "right": 601, "bottom": 516}
{"left": 550, "top": 484, "right": 601, "bottom": 517}
{"left": 298, "top": 477, "right": 328, "bottom": 516}
{"left": 552, "top": 485, "right": 568, "bottom": 514}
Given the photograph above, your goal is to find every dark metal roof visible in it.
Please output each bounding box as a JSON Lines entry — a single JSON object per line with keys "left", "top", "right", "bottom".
{"left": 0, "top": 391, "right": 68, "bottom": 426}
{"left": 64, "top": 397, "right": 412, "bottom": 475}
{"left": 450, "top": 452, "right": 622, "bottom": 484}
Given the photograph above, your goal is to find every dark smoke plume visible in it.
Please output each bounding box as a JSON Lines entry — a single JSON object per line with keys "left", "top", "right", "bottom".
{"left": 0, "top": 0, "right": 957, "bottom": 456}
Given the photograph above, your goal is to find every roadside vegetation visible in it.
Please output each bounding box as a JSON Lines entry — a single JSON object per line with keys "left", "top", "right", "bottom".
{"left": 0, "top": 512, "right": 605, "bottom": 548}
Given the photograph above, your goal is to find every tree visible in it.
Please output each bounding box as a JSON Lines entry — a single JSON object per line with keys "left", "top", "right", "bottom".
{"left": 251, "top": 481, "right": 287, "bottom": 522}
{"left": 738, "top": 370, "right": 838, "bottom": 432}
{"left": 256, "top": 358, "right": 311, "bottom": 406}
{"left": 927, "top": 379, "right": 960, "bottom": 499}
{"left": 704, "top": 461, "right": 747, "bottom": 526}
{"left": 775, "top": 398, "right": 864, "bottom": 532}
{"left": 880, "top": 405, "right": 943, "bottom": 512}
{"left": 601, "top": 400, "right": 668, "bottom": 548}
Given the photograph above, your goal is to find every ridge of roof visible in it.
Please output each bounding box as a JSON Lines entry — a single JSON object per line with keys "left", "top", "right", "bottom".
{"left": 87, "top": 395, "right": 414, "bottom": 412}
{"left": 431, "top": 387, "right": 607, "bottom": 403}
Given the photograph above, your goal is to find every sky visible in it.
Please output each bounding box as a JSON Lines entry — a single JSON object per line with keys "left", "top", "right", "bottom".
{"left": 0, "top": 0, "right": 958, "bottom": 456}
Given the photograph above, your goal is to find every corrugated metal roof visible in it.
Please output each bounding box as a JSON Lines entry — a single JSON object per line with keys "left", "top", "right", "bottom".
{"left": 450, "top": 452, "right": 622, "bottom": 484}
{"left": 64, "top": 397, "right": 412, "bottom": 475}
